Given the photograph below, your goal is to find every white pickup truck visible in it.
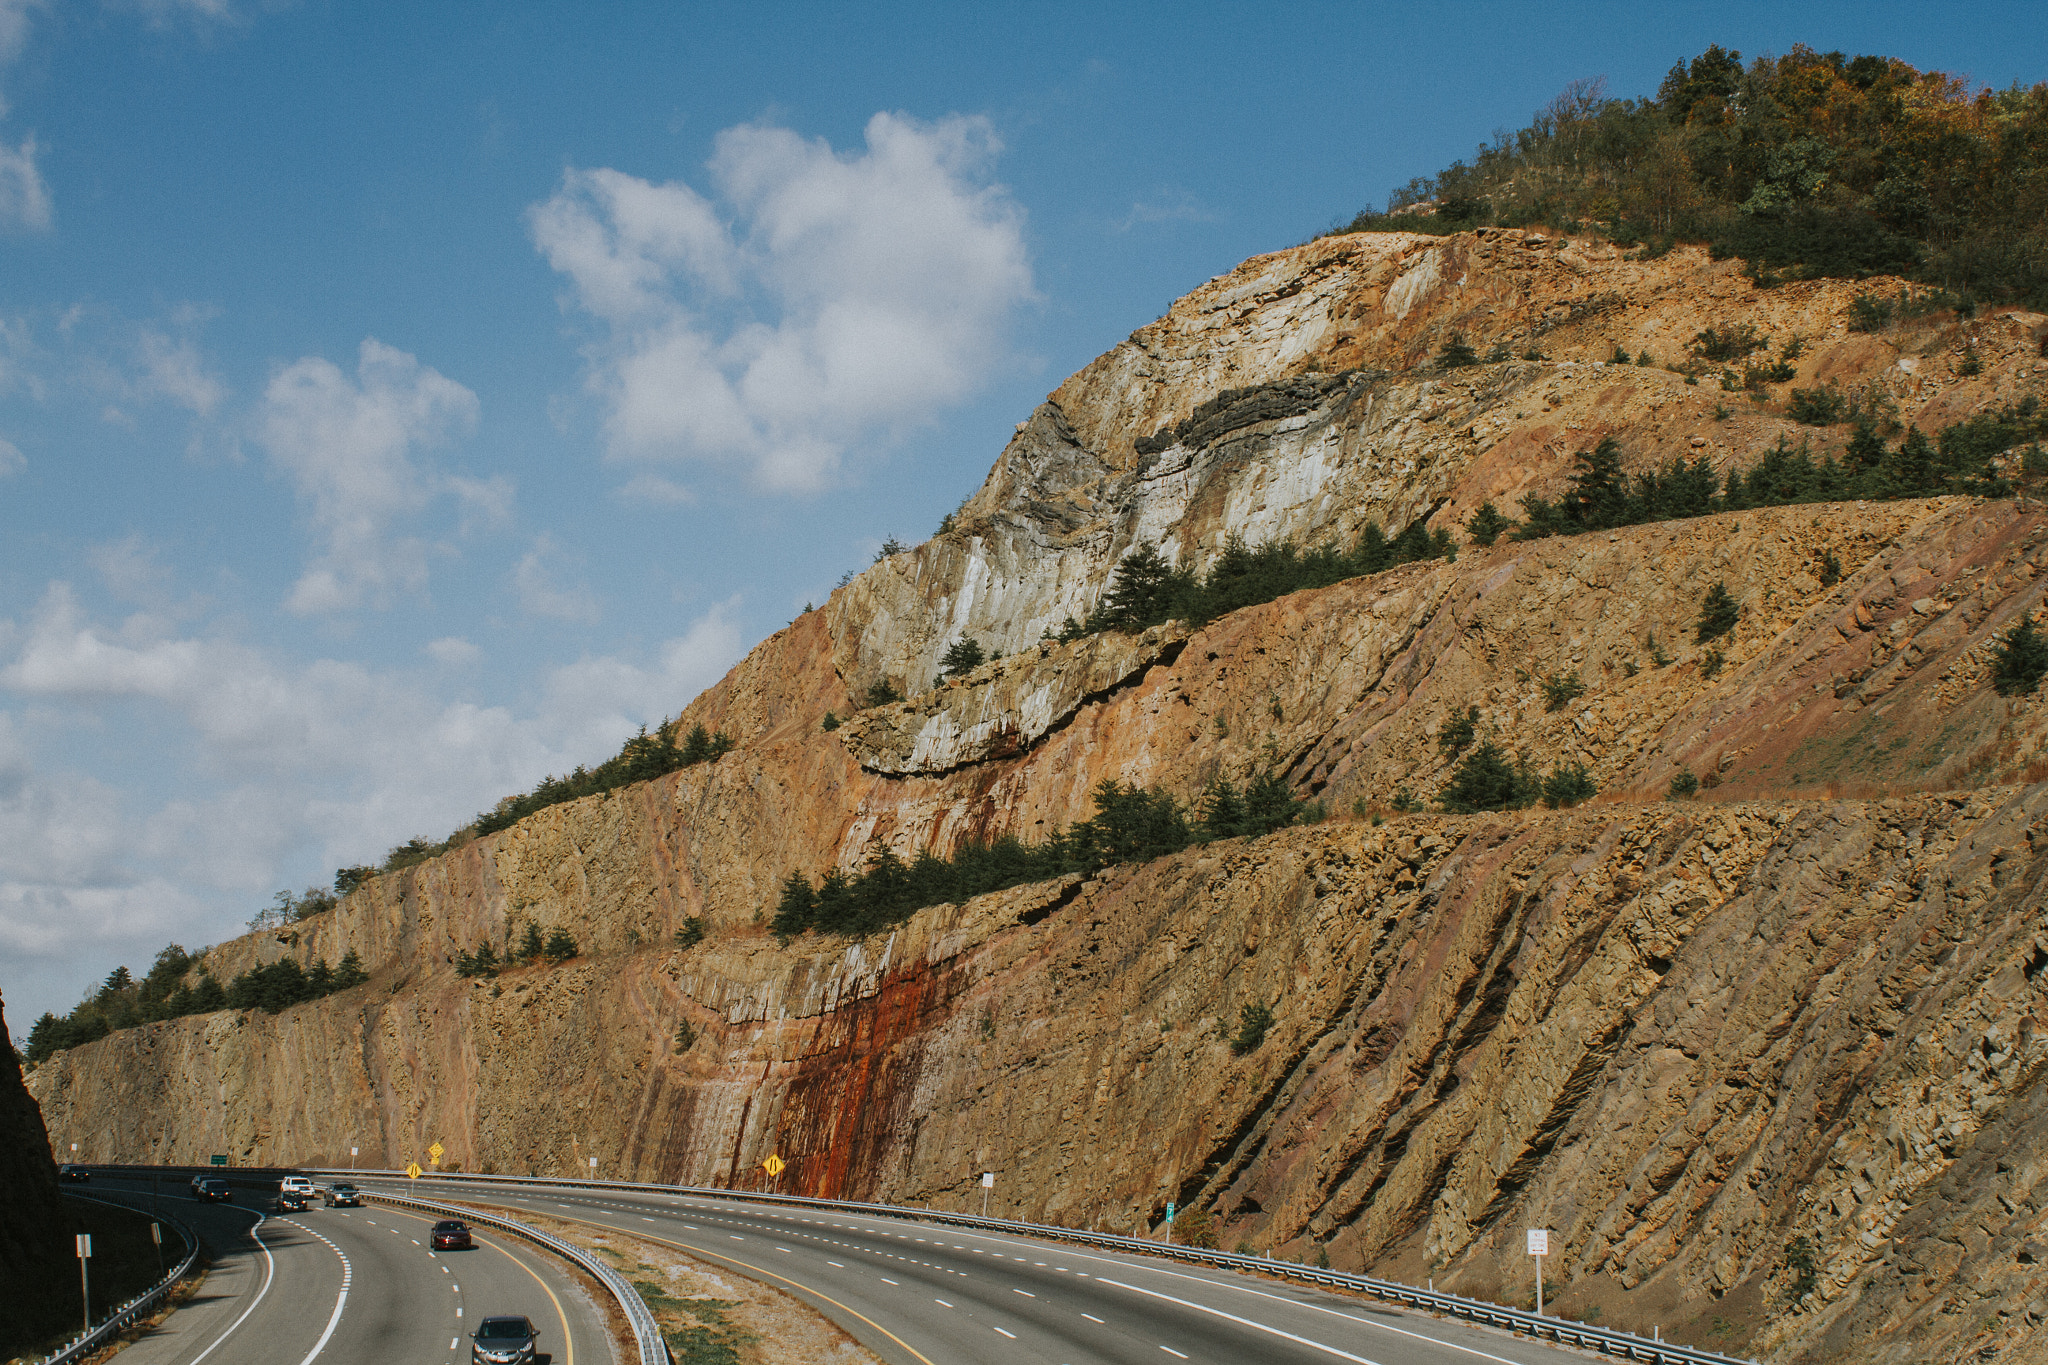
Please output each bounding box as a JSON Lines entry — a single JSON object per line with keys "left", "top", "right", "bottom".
{"left": 279, "top": 1176, "right": 317, "bottom": 1201}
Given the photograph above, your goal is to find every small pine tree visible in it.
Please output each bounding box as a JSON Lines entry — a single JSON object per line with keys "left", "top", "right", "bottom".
{"left": 333, "top": 951, "right": 368, "bottom": 990}
{"left": 1542, "top": 763, "right": 1598, "bottom": 808}
{"left": 1992, "top": 618, "right": 2048, "bottom": 696}
{"left": 679, "top": 724, "right": 714, "bottom": 765}
{"left": 673, "top": 917, "right": 707, "bottom": 949}
{"left": 863, "top": 679, "right": 903, "bottom": 708}
{"left": 1437, "top": 705, "right": 1479, "bottom": 755}
{"left": 1437, "top": 333, "right": 1478, "bottom": 368}
{"left": 1668, "top": 771, "right": 1701, "bottom": 799}
{"left": 517, "top": 923, "right": 545, "bottom": 964}
{"left": 1465, "top": 502, "right": 1513, "bottom": 547}
{"left": 1230, "top": 1002, "right": 1275, "bottom": 1055}
{"left": 1696, "top": 581, "right": 1740, "bottom": 642}
{"left": 542, "top": 928, "right": 579, "bottom": 963}
{"left": 939, "top": 636, "right": 987, "bottom": 679}
{"left": 1441, "top": 740, "right": 1537, "bottom": 813}
{"left": 821, "top": 711, "right": 840, "bottom": 731}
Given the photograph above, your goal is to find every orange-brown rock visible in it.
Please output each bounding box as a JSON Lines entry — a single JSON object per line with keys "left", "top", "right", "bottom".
{"left": 25, "top": 230, "right": 2048, "bottom": 1364}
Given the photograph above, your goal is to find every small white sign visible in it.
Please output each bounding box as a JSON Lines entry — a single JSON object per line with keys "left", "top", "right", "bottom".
{"left": 350, "top": 1147, "right": 358, "bottom": 1157}
{"left": 981, "top": 1171, "right": 995, "bottom": 1188}
{"left": 76, "top": 1234, "right": 92, "bottom": 1258}
{"left": 588, "top": 1157, "right": 598, "bottom": 1169}
{"left": 1526, "top": 1228, "right": 1550, "bottom": 1257}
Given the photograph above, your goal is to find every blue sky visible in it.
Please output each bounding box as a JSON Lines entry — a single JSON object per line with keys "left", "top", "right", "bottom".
{"left": 2, "top": 0, "right": 2040, "bottom": 1029}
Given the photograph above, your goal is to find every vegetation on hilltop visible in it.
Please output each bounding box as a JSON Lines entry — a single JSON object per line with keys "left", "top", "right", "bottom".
{"left": 1329, "top": 45, "right": 2048, "bottom": 306}
{"left": 21, "top": 946, "right": 369, "bottom": 1065}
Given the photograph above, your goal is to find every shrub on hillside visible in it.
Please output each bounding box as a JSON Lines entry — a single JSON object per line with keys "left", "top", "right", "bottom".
{"left": 1992, "top": 618, "right": 2048, "bottom": 696}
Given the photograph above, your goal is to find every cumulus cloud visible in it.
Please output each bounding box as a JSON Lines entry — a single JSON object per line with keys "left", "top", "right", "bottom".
{"left": 0, "top": 586, "right": 746, "bottom": 1021}
{"left": 135, "top": 318, "right": 225, "bottom": 415}
{"left": 0, "top": 134, "right": 50, "bottom": 230}
{"left": 423, "top": 636, "right": 479, "bottom": 667}
{"left": 255, "top": 338, "right": 483, "bottom": 614}
{"left": 530, "top": 111, "right": 1032, "bottom": 491}
{"left": 513, "top": 533, "right": 601, "bottom": 622}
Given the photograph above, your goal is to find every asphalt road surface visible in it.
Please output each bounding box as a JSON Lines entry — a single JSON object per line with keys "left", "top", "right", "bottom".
{"left": 364, "top": 1174, "right": 1600, "bottom": 1365}
{"left": 84, "top": 1174, "right": 611, "bottom": 1365}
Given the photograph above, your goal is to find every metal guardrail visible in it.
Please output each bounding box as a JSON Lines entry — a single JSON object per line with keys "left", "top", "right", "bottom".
{"left": 367, "top": 1188, "right": 670, "bottom": 1365}
{"left": 316, "top": 1168, "right": 1753, "bottom": 1365}
{"left": 38, "top": 1195, "right": 200, "bottom": 1365}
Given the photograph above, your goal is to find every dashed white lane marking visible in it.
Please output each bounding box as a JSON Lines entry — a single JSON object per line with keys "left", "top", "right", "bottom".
{"left": 1160, "top": 1349, "right": 1188, "bottom": 1360}
{"left": 1014, "top": 1289, "right": 1036, "bottom": 1297}
{"left": 1082, "top": 1314, "right": 1105, "bottom": 1324}
{"left": 827, "top": 1260, "right": 844, "bottom": 1267}
{"left": 280, "top": 1219, "right": 352, "bottom": 1365}
{"left": 995, "top": 1327, "right": 1017, "bottom": 1339}
{"left": 934, "top": 1300, "right": 952, "bottom": 1308}
{"left": 880, "top": 1278, "right": 898, "bottom": 1285}
{"left": 450, "top": 1338, "right": 458, "bottom": 1350}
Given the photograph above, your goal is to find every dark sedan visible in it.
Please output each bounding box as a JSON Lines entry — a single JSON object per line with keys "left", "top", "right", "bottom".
{"left": 470, "top": 1314, "right": 538, "bottom": 1364}
{"left": 324, "top": 1182, "right": 362, "bottom": 1207}
{"left": 57, "top": 1163, "right": 90, "bottom": 1182}
{"left": 430, "top": 1219, "right": 473, "bottom": 1250}
{"left": 196, "top": 1178, "right": 233, "bottom": 1202}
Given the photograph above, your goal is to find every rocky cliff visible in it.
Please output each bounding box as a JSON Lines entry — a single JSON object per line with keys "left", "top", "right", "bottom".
{"left": 1, "top": 992, "right": 75, "bottom": 1353}
{"left": 26, "top": 230, "right": 2048, "bottom": 1363}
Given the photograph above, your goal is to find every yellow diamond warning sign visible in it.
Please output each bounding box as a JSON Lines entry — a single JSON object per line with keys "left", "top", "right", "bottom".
{"left": 428, "top": 1142, "right": 444, "bottom": 1166}
{"left": 761, "top": 1154, "right": 785, "bottom": 1177}
{"left": 405, "top": 1162, "right": 423, "bottom": 1179}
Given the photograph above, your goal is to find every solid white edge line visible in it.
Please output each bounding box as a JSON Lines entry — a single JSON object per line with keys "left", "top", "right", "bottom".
{"left": 186, "top": 1215, "right": 277, "bottom": 1365}
{"left": 293, "top": 1288, "right": 348, "bottom": 1365}
{"left": 1097, "top": 1278, "right": 1386, "bottom": 1365}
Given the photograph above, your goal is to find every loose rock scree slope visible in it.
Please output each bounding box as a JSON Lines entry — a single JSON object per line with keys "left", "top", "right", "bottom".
{"left": 26, "top": 229, "right": 2048, "bottom": 1364}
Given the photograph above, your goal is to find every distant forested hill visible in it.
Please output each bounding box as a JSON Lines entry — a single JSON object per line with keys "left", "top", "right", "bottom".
{"left": 1333, "top": 46, "right": 2048, "bottom": 307}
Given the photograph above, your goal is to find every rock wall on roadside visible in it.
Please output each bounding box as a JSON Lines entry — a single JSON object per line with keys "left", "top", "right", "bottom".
{"left": 23, "top": 229, "right": 2048, "bottom": 1363}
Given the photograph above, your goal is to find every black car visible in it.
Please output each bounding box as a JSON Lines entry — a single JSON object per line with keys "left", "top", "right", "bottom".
{"left": 57, "top": 1163, "right": 90, "bottom": 1182}
{"left": 430, "top": 1219, "right": 473, "bottom": 1250}
{"left": 324, "top": 1182, "right": 362, "bottom": 1207}
{"left": 196, "top": 1178, "right": 233, "bottom": 1202}
{"left": 276, "top": 1190, "right": 308, "bottom": 1212}
{"left": 470, "top": 1315, "right": 538, "bottom": 1365}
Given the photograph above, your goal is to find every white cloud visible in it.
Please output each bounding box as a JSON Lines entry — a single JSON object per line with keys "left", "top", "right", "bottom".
{"left": 0, "top": 134, "right": 50, "bottom": 230}
{"left": 424, "top": 636, "right": 479, "bottom": 667}
{"left": 530, "top": 111, "right": 1032, "bottom": 491}
{"left": 135, "top": 319, "right": 224, "bottom": 415}
{"left": 0, "top": 435, "right": 20, "bottom": 475}
{"left": 1113, "top": 188, "right": 1217, "bottom": 233}
{"left": 0, "top": 586, "right": 746, "bottom": 1021}
{"left": 614, "top": 471, "right": 694, "bottom": 506}
{"left": 254, "top": 338, "right": 483, "bottom": 614}
{"left": 513, "top": 533, "right": 600, "bottom": 623}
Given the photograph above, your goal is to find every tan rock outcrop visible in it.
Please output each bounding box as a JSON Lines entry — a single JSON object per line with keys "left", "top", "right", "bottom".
{"left": 24, "top": 230, "right": 2048, "bottom": 1363}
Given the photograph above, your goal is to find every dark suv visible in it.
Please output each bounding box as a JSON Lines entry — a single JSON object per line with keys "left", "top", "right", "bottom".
{"left": 196, "top": 1178, "right": 233, "bottom": 1202}
{"left": 57, "top": 1164, "right": 90, "bottom": 1182}
{"left": 430, "top": 1219, "right": 473, "bottom": 1250}
{"left": 324, "top": 1182, "right": 362, "bottom": 1207}
{"left": 470, "top": 1314, "right": 538, "bottom": 1364}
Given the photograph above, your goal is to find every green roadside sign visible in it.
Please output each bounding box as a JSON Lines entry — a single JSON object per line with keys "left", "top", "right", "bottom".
{"left": 209, "top": 1154, "right": 227, "bottom": 1166}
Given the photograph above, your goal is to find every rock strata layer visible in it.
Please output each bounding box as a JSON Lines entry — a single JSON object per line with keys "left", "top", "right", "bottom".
{"left": 24, "top": 229, "right": 2048, "bottom": 1364}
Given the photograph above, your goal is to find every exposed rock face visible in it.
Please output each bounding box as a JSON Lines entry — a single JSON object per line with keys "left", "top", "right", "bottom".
{"left": 0, "top": 992, "right": 73, "bottom": 1350}
{"left": 24, "top": 230, "right": 2048, "bottom": 1363}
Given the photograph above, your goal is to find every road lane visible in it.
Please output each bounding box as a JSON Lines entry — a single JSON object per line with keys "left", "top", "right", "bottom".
{"left": 374, "top": 1177, "right": 1597, "bottom": 1365}
{"left": 88, "top": 1175, "right": 612, "bottom": 1365}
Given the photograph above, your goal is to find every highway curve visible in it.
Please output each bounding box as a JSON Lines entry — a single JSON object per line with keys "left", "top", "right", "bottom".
{"left": 84, "top": 1174, "right": 612, "bottom": 1365}
{"left": 365, "top": 1174, "right": 1602, "bottom": 1365}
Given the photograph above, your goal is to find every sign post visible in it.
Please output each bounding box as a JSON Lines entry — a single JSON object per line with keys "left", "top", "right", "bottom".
{"left": 588, "top": 1156, "right": 598, "bottom": 1176}
{"left": 1164, "top": 1203, "right": 1176, "bottom": 1244}
{"left": 980, "top": 1171, "right": 995, "bottom": 1218}
{"left": 151, "top": 1222, "right": 163, "bottom": 1278}
{"left": 75, "top": 1234, "right": 91, "bottom": 1333}
{"left": 350, "top": 1145, "right": 358, "bottom": 1173}
{"left": 1526, "top": 1228, "right": 1550, "bottom": 1316}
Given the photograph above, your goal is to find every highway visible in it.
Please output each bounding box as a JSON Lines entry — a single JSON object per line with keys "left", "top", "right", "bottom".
{"left": 83, "top": 1174, "right": 611, "bottom": 1365}
{"left": 360, "top": 1174, "right": 1598, "bottom": 1365}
